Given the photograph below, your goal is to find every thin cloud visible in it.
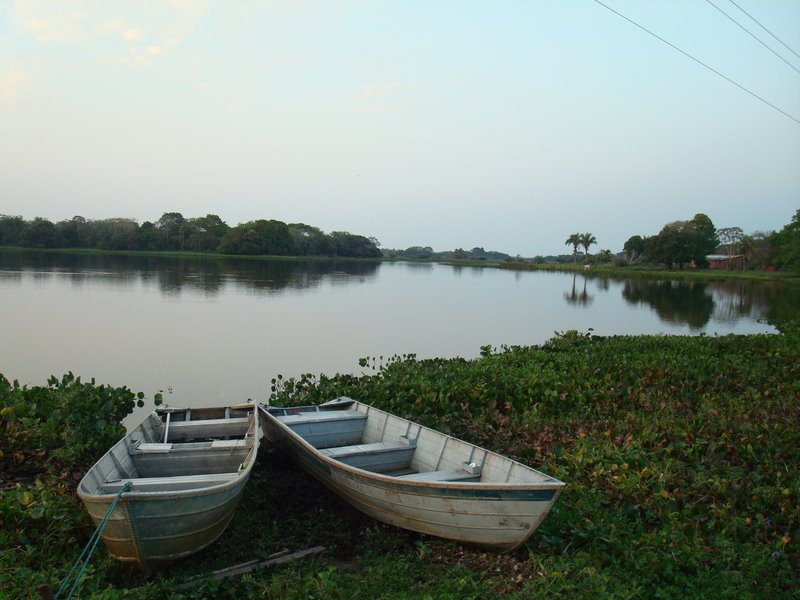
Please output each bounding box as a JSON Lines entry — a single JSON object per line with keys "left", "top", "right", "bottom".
{"left": 349, "top": 80, "right": 406, "bottom": 113}
{"left": 0, "top": 67, "right": 28, "bottom": 98}
{"left": 101, "top": 20, "right": 124, "bottom": 34}
{"left": 17, "top": 9, "right": 87, "bottom": 43}
{"left": 9, "top": 1, "right": 202, "bottom": 67}
{"left": 363, "top": 80, "right": 403, "bottom": 98}
{"left": 168, "top": 0, "right": 211, "bottom": 18}
{"left": 349, "top": 102, "right": 400, "bottom": 114}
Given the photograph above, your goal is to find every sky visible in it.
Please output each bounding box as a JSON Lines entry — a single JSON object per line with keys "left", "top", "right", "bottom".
{"left": 1, "top": 1, "right": 798, "bottom": 256}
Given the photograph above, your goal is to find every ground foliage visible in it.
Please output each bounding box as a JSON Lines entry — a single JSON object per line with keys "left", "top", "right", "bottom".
{"left": 1, "top": 326, "right": 798, "bottom": 598}
{"left": 268, "top": 325, "right": 800, "bottom": 597}
{"left": 0, "top": 374, "right": 161, "bottom": 597}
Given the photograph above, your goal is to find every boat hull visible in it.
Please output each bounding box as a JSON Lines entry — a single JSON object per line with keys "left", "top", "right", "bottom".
{"left": 80, "top": 476, "right": 251, "bottom": 567}
{"left": 260, "top": 401, "right": 563, "bottom": 552}
{"left": 77, "top": 405, "right": 259, "bottom": 571}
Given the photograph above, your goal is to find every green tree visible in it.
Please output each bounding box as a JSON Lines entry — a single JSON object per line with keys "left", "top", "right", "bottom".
{"left": 717, "top": 226, "right": 745, "bottom": 269}
{"left": 137, "top": 221, "right": 159, "bottom": 251}
{"left": 186, "top": 214, "right": 229, "bottom": 252}
{"left": 771, "top": 209, "right": 800, "bottom": 271}
{"left": 689, "top": 213, "right": 718, "bottom": 264}
{"left": 596, "top": 249, "right": 612, "bottom": 263}
{"left": 55, "top": 217, "right": 83, "bottom": 247}
{"left": 288, "top": 223, "right": 332, "bottom": 256}
{"left": 0, "top": 215, "right": 26, "bottom": 246}
{"left": 645, "top": 222, "right": 692, "bottom": 268}
{"left": 156, "top": 212, "right": 187, "bottom": 251}
{"left": 21, "top": 218, "right": 58, "bottom": 248}
{"left": 717, "top": 227, "right": 743, "bottom": 255}
{"left": 644, "top": 214, "right": 718, "bottom": 268}
{"left": 329, "top": 231, "right": 382, "bottom": 258}
{"left": 623, "top": 235, "right": 645, "bottom": 261}
{"left": 742, "top": 230, "right": 773, "bottom": 270}
{"left": 219, "top": 220, "right": 299, "bottom": 256}
{"left": 92, "top": 218, "right": 140, "bottom": 250}
{"left": 579, "top": 233, "right": 597, "bottom": 263}
{"left": 565, "top": 233, "right": 581, "bottom": 263}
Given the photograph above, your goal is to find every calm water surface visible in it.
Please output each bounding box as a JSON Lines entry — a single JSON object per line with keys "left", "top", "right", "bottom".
{"left": 1, "top": 252, "right": 795, "bottom": 424}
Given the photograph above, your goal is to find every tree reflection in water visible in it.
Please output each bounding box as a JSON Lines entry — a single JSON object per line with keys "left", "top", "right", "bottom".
{"left": 622, "top": 280, "right": 714, "bottom": 329}
{"left": 619, "top": 278, "right": 800, "bottom": 329}
{"left": 564, "top": 274, "right": 594, "bottom": 306}
{"left": 0, "top": 251, "right": 380, "bottom": 297}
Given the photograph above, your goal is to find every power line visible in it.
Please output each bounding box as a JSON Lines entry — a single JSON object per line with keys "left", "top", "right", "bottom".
{"left": 591, "top": 0, "right": 800, "bottom": 126}
{"left": 727, "top": 0, "right": 800, "bottom": 62}
{"left": 705, "top": 0, "right": 800, "bottom": 77}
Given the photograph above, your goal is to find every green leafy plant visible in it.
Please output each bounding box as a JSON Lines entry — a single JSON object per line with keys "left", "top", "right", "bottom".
{"left": 2, "top": 325, "right": 799, "bottom": 597}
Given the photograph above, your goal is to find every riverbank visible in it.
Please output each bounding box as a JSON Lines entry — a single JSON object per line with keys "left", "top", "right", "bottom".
{"left": 497, "top": 261, "right": 800, "bottom": 284}
{"left": 0, "top": 246, "right": 384, "bottom": 264}
{"left": 4, "top": 245, "right": 799, "bottom": 283}
{"left": 2, "top": 327, "right": 797, "bottom": 598}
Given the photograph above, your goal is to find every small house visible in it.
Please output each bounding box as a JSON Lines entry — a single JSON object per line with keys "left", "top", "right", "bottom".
{"left": 706, "top": 254, "right": 744, "bottom": 270}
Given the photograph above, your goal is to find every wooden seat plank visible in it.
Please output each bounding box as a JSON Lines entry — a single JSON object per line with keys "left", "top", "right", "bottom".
{"left": 278, "top": 410, "right": 366, "bottom": 426}
{"left": 396, "top": 469, "right": 481, "bottom": 482}
{"left": 320, "top": 441, "right": 416, "bottom": 473}
{"left": 166, "top": 417, "right": 249, "bottom": 440}
{"left": 101, "top": 472, "right": 238, "bottom": 493}
{"left": 321, "top": 441, "right": 412, "bottom": 459}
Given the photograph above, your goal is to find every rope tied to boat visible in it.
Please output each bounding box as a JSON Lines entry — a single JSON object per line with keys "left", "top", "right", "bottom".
{"left": 55, "top": 481, "right": 132, "bottom": 600}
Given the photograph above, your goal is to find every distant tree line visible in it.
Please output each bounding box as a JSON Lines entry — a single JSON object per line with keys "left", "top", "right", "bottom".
{"left": 622, "top": 210, "right": 800, "bottom": 271}
{"left": 0, "top": 213, "right": 382, "bottom": 259}
{"left": 381, "top": 246, "right": 511, "bottom": 261}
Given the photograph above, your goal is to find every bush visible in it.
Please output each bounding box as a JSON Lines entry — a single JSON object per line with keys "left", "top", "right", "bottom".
{"left": 0, "top": 373, "right": 153, "bottom": 477}
{"left": 0, "top": 374, "right": 158, "bottom": 599}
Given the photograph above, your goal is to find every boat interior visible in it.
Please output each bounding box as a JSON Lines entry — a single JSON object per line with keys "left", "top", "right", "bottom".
{"left": 266, "top": 401, "right": 487, "bottom": 483}
{"left": 81, "top": 406, "right": 258, "bottom": 495}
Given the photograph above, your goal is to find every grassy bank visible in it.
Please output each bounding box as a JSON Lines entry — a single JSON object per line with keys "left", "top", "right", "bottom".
{"left": 2, "top": 328, "right": 798, "bottom": 598}
{"left": 497, "top": 261, "right": 800, "bottom": 284}
{"left": 372, "top": 254, "right": 800, "bottom": 284}
{"left": 4, "top": 246, "right": 799, "bottom": 284}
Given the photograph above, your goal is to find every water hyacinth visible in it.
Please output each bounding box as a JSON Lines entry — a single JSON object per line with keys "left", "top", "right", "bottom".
{"left": 3, "top": 325, "right": 799, "bottom": 597}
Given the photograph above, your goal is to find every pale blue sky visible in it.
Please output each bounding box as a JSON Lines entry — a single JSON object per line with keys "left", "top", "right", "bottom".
{"left": 1, "top": 1, "right": 798, "bottom": 255}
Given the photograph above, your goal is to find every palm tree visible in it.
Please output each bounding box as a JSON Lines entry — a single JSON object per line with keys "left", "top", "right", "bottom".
{"left": 579, "top": 233, "right": 597, "bottom": 263}
{"left": 565, "top": 233, "right": 581, "bottom": 263}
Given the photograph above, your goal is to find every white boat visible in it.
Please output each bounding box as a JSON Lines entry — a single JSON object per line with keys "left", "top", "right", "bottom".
{"left": 77, "top": 404, "right": 260, "bottom": 572}
{"left": 259, "top": 398, "right": 564, "bottom": 552}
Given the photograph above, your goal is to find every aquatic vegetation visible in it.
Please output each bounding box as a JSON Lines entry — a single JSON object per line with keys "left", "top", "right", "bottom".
{"left": 1, "top": 326, "right": 798, "bottom": 597}
{"left": 0, "top": 374, "right": 160, "bottom": 598}
{"left": 269, "top": 326, "right": 800, "bottom": 596}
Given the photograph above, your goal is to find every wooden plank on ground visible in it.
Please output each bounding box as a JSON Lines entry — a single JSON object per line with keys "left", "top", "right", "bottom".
{"left": 175, "top": 546, "right": 326, "bottom": 591}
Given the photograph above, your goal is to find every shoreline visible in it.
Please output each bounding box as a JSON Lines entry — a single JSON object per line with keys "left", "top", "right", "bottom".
{"left": 2, "top": 328, "right": 799, "bottom": 597}
{"left": 3, "top": 245, "right": 799, "bottom": 283}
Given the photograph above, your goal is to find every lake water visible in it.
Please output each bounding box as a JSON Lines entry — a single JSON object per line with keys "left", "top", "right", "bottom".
{"left": 1, "top": 251, "right": 794, "bottom": 424}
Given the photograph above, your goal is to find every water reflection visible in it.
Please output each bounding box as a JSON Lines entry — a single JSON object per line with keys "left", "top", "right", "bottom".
{"left": 2, "top": 252, "right": 791, "bottom": 420}
{"left": 617, "top": 278, "right": 800, "bottom": 330}
{"left": 564, "top": 274, "right": 594, "bottom": 306}
{"left": 621, "top": 280, "right": 714, "bottom": 329}
{"left": 0, "top": 251, "right": 380, "bottom": 297}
